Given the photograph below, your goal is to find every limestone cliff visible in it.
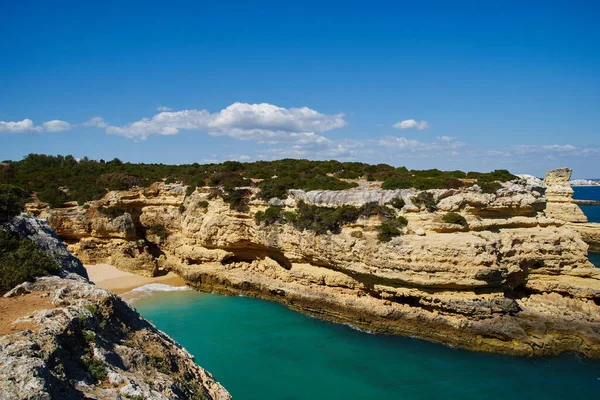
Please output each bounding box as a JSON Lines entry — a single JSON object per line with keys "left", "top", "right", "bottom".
{"left": 0, "top": 217, "right": 231, "bottom": 400}
{"left": 34, "top": 170, "right": 600, "bottom": 358}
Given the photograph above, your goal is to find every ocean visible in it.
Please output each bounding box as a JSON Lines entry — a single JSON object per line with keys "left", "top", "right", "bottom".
{"left": 573, "top": 186, "right": 600, "bottom": 224}
{"left": 135, "top": 290, "right": 600, "bottom": 399}
{"left": 134, "top": 187, "right": 600, "bottom": 399}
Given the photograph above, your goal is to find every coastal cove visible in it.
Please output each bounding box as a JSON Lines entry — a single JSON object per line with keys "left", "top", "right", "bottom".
{"left": 131, "top": 187, "right": 600, "bottom": 399}
{"left": 134, "top": 290, "right": 600, "bottom": 400}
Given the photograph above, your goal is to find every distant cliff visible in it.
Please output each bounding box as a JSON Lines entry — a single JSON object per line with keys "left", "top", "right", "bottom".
{"left": 34, "top": 168, "right": 600, "bottom": 357}
{"left": 0, "top": 217, "right": 231, "bottom": 400}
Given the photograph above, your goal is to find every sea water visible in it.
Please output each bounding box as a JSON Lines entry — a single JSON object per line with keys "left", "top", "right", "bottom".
{"left": 574, "top": 186, "right": 600, "bottom": 267}
{"left": 573, "top": 186, "right": 600, "bottom": 224}
{"left": 135, "top": 290, "right": 600, "bottom": 399}
{"left": 134, "top": 187, "right": 600, "bottom": 399}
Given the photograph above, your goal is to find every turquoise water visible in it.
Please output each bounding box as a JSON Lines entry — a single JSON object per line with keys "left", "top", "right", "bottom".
{"left": 135, "top": 291, "right": 600, "bottom": 399}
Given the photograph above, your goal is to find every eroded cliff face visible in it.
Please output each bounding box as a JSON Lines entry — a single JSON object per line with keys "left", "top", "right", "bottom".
{"left": 0, "top": 217, "right": 231, "bottom": 400}
{"left": 34, "top": 170, "right": 600, "bottom": 357}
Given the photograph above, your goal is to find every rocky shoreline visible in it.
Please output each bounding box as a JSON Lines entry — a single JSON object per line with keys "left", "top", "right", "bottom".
{"left": 0, "top": 217, "right": 231, "bottom": 400}
{"left": 33, "top": 168, "right": 600, "bottom": 357}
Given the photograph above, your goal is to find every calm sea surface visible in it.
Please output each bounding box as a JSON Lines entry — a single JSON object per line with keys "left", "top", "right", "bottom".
{"left": 135, "top": 186, "right": 600, "bottom": 399}
{"left": 573, "top": 186, "right": 600, "bottom": 224}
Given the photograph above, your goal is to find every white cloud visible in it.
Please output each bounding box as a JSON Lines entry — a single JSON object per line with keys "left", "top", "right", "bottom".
{"left": 0, "top": 119, "right": 42, "bottom": 133}
{"left": 157, "top": 106, "right": 172, "bottom": 111}
{"left": 0, "top": 118, "right": 71, "bottom": 133}
{"left": 84, "top": 116, "right": 107, "bottom": 128}
{"left": 377, "top": 135, "right": 464, "bottom": 152}
{"left": 42, "top": 120, "right": 71, "bottom": 132}
{"left": 106, "top": 102, "right": 347, "bottom": 141}
{"left": 393, "top": 119, "right": 430, "bottom": 130}
{"left": 487, "top": 144, "right": 599, "bottom": 159}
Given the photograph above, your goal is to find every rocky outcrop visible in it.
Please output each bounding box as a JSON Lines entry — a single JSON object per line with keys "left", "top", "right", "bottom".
{"left": 0, "top": 217, "right": 231, "bottom": 399}
{"left": 570, "top": 223, "right": 600, "bottom": 252}
{"left": 0, "top": 277, "right": 230, "bottom": 400}
{"left": 5, "top": 215, "right": 88, "bottom": 279}
{"left": 33, "top": 173, "right": 600, "bottom": 358}
{"left": 544, "top": 168, "right": 588, "bottom": 223}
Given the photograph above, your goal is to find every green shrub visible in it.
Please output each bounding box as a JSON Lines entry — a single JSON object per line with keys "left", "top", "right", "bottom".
{"left": 69, "top": 185, "right": 106, "bottom": 205}
{"left": 148, "top": 354, "right": 171, "bottom": 374}
{"left": 257, "top": 176, "right": 296, "bottom": 200}
{"left": 350, "top": 230, "right": 363, "bottom": 238}
{"left": 0, "top": 229, "right": 59, "bottom": 293}
{"left": 359, "top": 202, "right": 395, "bottom": 219}
{"left": 96, "top": 172, "right": 140, "bottom": 191}
{"left": 37, "top": 187, "right": 69, "bottom": 207}
{"left": 292, "top": 201, "right": 361, "bottom": 234}
{"left": 377, "top": 218, "right": 407, "bottom": 242}
{"left": 222, "top": 189, "right": 250, "bottom": 212}
{"left": 208, "top": 172, "right": 247, "bottom": 190}
{"left": 82, "top": 331, "right": 96, "bottom": 343}
{"left": 301, "top": 175, "right": 359, "bottom": 191}
{"left": 442, "top": 212, "right": 467, "bottom": 226}
{"left": 282, "top": 211, "right": 297, "bottom": 223}
{"left": 198, "top": 200, "right": 209, "bottom": 208}
{"left": 396, "top": 215, "right": 408, "bottom": 226}
{"left": 387, "top": 197, "right": 405, "bottom": 210}
{"left": 254, "top": 206, "right": 283, "bottom": 225}
{"left": 148, "top": 225, "right": 168, "bottom": 242}
{"left": 478, "top": 181, "right": 502, "bottom": 194}
{"left": 0, "top": 184, "right": 28, "bottom": 223}
{"left": 411, "top": 192, "right": 437, "bottom": 212}
{"left": 186, "top": 185, "right": 196, "bottom": 196}
{"left": 81, "top": 349, "right": 107, "bottom": 382}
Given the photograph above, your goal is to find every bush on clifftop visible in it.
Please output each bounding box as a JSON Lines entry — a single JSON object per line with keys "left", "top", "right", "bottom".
{"left": 0, "top": 184, "right": 29, "bottom": 223}
{"left": 0, "top": 229, "right": 59, "bottom": 293}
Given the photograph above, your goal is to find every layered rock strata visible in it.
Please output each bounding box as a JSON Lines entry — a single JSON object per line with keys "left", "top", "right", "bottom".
{"left": 544, "top": 168, "right": 588, "bottom": 223}
{"left": 34, "top": 172, "right": 600, "bottom": 357}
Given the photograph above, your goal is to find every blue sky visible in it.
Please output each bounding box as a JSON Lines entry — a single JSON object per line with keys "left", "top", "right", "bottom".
{"left": 1, "top": 0, "right": 599, "bottom": 177}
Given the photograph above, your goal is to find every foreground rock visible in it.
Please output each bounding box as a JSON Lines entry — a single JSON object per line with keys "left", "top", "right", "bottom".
{"left": 0, "top": 277, "right": 230, "bottom": 400}
{"left": 0, "top": 217, "right": 230, "bottom": 400}
{"left": 35, "top": 170, "right": 600, "bottom": 357}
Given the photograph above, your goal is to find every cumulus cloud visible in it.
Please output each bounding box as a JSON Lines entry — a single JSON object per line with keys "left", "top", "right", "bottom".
{"left": 156, "top": 106, "right": 172, "bottom": 111}
{"left": 42, "top": 120, "right": 71, "bottom": 132}
{"left": 106, "top": 102, "right": 348, "bottom": 141}
{"left": 0, "top": 119, "right": 42, "bottom": 133}
{"left": 0, "top": 118, "right": 71, "bottom": 133}
{"left": 393, "top": 119, "right": 430, "bottom": 130}
{"left": 84, "top": 116, "right": 107, "bottom": 128}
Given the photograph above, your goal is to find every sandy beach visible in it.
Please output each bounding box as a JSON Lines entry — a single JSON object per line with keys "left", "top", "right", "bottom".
{"left": 85, "top": 264, "right": 187, "bottom": 295}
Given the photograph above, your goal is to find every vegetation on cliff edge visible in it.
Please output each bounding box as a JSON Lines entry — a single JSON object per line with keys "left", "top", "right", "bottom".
{"left": 0, "top": 229, "right": 59, "bottom": 293}
{"left": 0, "top": 154, "right": 517, "bottom": 205}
